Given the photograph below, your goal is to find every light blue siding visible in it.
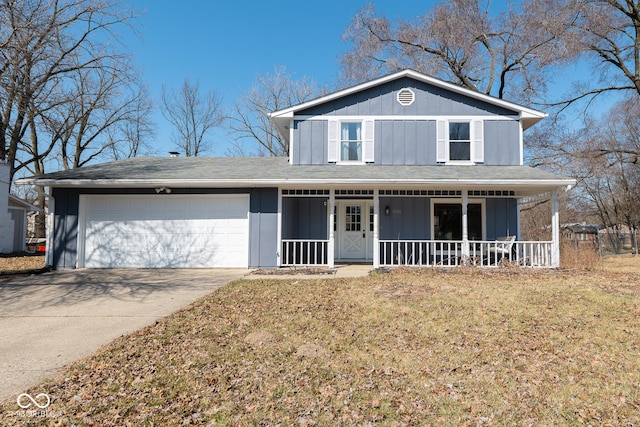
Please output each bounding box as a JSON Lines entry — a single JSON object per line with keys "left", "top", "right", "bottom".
{"left": 376, "top": 120, "right": 435, "bottom": 165}
{"left": 484, "top": 120, "right": 521, "bottom": 165}
{"left": 292, "top": 77, "right": 521, "bottom": 166}
{"left": 379, "top": 197, "right": 430, "bottom": 240}
{"left": 281, "top": 197, "right": 328, "bottom": 239}
{"left": 249, "top": 188, "right": 278, "bottom": 268}
{"left": 295, "top": 118, "right": 519, "bottom": 166}
{"left": 294, "top": 120, "right": 327, "bottom": 164}
{"left": 377, "top": 196, "right": 518, "bottom": 241}
{"left": 298, "top": 77, "right": 518, "bottom": 117}
{"left": 486, "top": 198, "right": 519, "bottom": 239}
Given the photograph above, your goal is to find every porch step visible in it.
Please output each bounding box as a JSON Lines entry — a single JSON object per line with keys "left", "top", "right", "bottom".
{"left": 246, "top": 264, "right": 372, "bottom": 280}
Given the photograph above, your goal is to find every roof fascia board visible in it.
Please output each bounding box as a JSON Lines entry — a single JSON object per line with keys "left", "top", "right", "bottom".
{"left": 8, "top": 194, "right": 41, "bottom": 211}
{"left": 17, "top": 177, "right": 576, "bottom": 189}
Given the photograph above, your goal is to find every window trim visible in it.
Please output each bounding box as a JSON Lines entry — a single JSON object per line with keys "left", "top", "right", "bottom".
{"left": 436, "top": 119, "right": 484, "bottom": 165}
{"left": 339, "top": 121, "right": 363, "bottom": 163}
{"left": 448, "top": 121, "right": 472, "bottom": 163}
{"left": 328, "top": 118, "right": 375, "bottom": 164}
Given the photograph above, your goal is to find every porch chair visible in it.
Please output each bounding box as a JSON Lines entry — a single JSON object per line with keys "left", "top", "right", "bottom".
{"left": 487, "top": 236, "right": 516, "bottom": 266}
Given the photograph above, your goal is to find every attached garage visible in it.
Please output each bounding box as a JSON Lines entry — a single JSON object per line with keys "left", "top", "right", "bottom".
{"left": 78, "top": 194, "right": 250, "bottom": 268}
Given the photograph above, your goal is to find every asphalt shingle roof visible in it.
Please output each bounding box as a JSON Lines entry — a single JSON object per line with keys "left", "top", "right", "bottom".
{"left": 18, "top": 156, "right": 574, "bottom": 194}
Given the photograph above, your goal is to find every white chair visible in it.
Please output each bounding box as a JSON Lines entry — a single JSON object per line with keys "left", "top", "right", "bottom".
{"left": 488, "top": 236, "right": 516, "bottom": 265}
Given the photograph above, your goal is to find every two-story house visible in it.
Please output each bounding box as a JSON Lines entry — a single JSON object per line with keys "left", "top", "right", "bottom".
{"left": 19, "top": 69, "right": 575, "bottom": 269}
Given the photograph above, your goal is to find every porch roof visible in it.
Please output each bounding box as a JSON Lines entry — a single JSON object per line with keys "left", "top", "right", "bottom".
{"left": 17, "top": 156, "right": 575, "bottom": 196}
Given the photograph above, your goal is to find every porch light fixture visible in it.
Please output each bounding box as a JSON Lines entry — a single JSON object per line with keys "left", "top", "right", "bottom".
{"left": 155, "top": 186, "right": 171, "bottom": 194}
{"left": 385, "top": 205, "right": 390, "bottom": 216}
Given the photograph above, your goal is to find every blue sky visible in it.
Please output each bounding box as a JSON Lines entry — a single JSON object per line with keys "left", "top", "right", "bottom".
{"left": 124, "top": 1, "right": 605, "bottom": 157}
{"left": 125, "top": 1, "right": 435, "bottom": 155}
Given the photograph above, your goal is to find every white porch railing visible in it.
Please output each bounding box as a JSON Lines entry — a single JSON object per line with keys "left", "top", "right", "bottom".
{"left": 378, "top": 240, "right": 554, "bottom": 268}
{"left": 281, "top": 239, "right": 555, "bottom": 268}
{"left": 281, "top": 239, "right": 329, "bottom": 266}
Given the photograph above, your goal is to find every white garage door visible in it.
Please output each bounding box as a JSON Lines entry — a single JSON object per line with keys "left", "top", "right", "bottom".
{"left": 80, "top": 195, "right": 249, "bottom": 268}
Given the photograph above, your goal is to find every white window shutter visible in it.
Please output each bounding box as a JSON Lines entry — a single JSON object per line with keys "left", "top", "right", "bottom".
{"left": 436, "top": 120, "right": 447, "bottom": 163}
{"left": 472, "top": 120, "right": 484, "bottom": 163}
{"left": 327, "top": 119, "right": 338, "bottom": 162}
{"left": 363, "top": 119, "right": 375, "bottom": 163}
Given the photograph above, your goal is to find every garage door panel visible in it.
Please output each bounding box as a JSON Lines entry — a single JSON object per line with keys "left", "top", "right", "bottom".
{"left": 82, "top": 195, "right": 249, "bottom": 268}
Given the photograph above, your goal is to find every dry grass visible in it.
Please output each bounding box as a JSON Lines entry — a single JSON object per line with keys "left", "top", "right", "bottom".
{"left": 1, "top": 262, "right": 639, "bottom": 426}
{"left": 601, "top": 254, "right": 640, "bottom": 273}
{"left": 560, "top": 242, "right": 601, "bottom": 270}
{"left": 0, "top": 253, "right": 45, "bottom": 272}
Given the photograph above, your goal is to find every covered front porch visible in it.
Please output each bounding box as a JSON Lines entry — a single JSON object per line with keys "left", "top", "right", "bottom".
{"left": 278, "top": 187, "right": 564, "bottom": 269}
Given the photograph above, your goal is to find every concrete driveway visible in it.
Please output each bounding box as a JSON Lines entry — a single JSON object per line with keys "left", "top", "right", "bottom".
{"left": 0, "top": 268, "right": 246, "bottom": 402}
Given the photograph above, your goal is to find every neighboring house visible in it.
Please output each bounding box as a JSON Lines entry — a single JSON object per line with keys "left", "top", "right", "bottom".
{"left": 8, "top": 194, "right": 41, "bottom": 252}
{"left": 0, "top": 162, "right": 14, "bottom": 253}
{"left": 18, "top": 69, "right": 575, "bottom": 269}
{"left": 1, "top": 162, "right": 41, "bottom": 253}
{"left": 562, "top": 223, "right": 600, "bottom": 247}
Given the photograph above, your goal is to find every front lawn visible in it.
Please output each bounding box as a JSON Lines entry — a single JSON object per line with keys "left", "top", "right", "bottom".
{"left": 1, "top": 264, "right": 639, "bottom": 425}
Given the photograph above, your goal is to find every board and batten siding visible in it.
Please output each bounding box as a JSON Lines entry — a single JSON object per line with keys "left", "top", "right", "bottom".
{"left": 297, "top": 78, "right": 518, "bottom": 117}
{"left": 378, "top": 197, "right": 518, "bottom": 241}
{"left": 291, "top": 77, "right": 522, "bottom": 166}
{"left": 50, "top": 187, "right": 278, "bottom": 270}
{"left": 483, "top": 120, "right": 521, "bottom": 166}
{"left": 292, "top": 120, "right": 326, "bottom": 165}
{"left": 376, "top": 120, "right": 435, "bottom": 165}
{"left": 485, "top": 198, "right": 519, "bottom": 240}
{"left": 281, "top": 197, "right": 328, "bottom": 240}
{"left": 293, "top": 119, "right": 520, "bottom": 166}
{"left": 379, "top": 197, "right": 431, "bottom": 240}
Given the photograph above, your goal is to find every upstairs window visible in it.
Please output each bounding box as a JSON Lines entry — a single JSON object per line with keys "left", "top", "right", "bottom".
{"left": 436, "top": 119, "right": 484, "bottom": 164}
{"left": 449, "top": 122, "right": 471, "bottom": 161}
{"left": 328, "top": 119, "right": 375, "bottom": 163}
{"left": 341, "top": 122, "right": 362, "bottom": 161}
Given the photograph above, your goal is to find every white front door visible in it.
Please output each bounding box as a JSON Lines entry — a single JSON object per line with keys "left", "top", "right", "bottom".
{"left": 337, "top": 201, "right": 373, "bottom": 261}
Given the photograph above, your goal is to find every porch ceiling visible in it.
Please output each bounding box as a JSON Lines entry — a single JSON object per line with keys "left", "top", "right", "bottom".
{"left": 17, "top": 156, "right": 575, "bottom": 197}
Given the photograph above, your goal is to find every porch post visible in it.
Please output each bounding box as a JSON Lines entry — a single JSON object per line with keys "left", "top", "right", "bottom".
{"left": 462, "top": 189, "right": 469, "bottom": 258}
{"left": 328, "top": 189, "right": 335, "bottom": 268}
{"left": 276, "top": 188, "right": 282, "bottom": 267}
{"left": 373, "top": 191, "right": 380, "bottom": 268}
{"left": 551, "top": 189, "right": 560, "bottom": 267}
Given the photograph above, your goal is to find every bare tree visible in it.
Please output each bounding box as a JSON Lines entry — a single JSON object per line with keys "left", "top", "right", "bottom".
{"left": 535, "top": 98, "right": 640, "bottom": 249}
{"left": 556, "top": 0, "right": 640, "bottom": 108}
{"left": 0, "top": 0, "right": 138, "bottom": 183}
{"left": 107, "top": 84, "right": 156, "bottom": 160}
{"left": 160, "top": 78, "right": 223, "bottom": 157}
{"left": 228, "top": 66, "right": 320, "bottom": 157}
{"left": 582, "top": 98, "right": 640, "bottom": 229}
{"left": 340, "top": 0, "right": 579, "bottom": 101}
{"left": 43, "top": 62, "right": 152, "bottom": 170}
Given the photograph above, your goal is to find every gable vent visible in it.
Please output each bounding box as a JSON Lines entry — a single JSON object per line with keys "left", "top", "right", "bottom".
{"left": 397, "top": 88, "right": 415, "bottom": 106}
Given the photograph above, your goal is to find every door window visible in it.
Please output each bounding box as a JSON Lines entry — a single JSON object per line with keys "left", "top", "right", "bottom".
{"left": 345, "top": 205, "right": 362, "bottom": 231}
